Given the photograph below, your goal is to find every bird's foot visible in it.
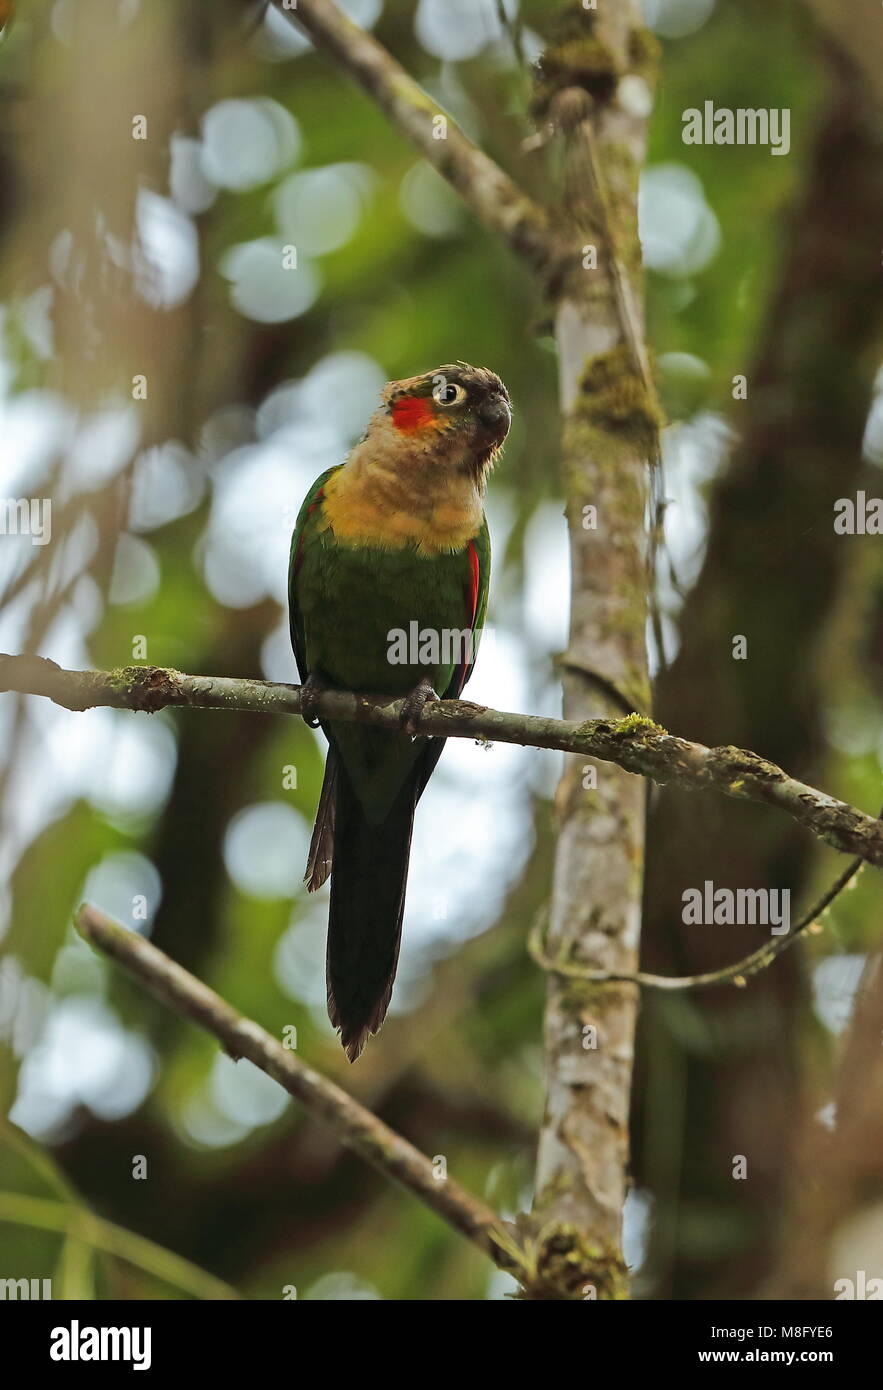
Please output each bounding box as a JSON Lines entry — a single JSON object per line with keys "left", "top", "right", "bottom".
{"left": 299, "top": 673, "right": 329, "bottom": 728}
{"left": 399, "top": 677, "right": 439, "bottom": 737}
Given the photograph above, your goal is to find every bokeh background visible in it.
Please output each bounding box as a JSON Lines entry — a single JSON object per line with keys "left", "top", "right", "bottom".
{"left": 1, "top": 0, "right": 882, "bottom": 1300}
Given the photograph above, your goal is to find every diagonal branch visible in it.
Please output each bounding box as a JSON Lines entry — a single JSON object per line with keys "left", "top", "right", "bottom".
{"left": 0, "top": 1188, "right": 240, "bottom": 1300}
{"left": 74, "top": 904, "right": 527, "bottom": 1281}
{"left": 3, "top": 653, "right": 882, "bottom": 867}
{"left": 270, "top": 0, "right": 559, "bottom": 276}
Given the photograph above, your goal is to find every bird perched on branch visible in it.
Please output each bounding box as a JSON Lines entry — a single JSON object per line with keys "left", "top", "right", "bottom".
{"left": 289, "top": 363, "right": 511, "bottom": 1061}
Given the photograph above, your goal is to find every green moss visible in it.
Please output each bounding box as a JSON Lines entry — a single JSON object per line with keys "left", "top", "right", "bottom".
{"left": 628, "top": 26, "right": 661, "bottom": 82}
{"left": 562, "top": 420, "right": 644, "bottom": 501}
{"left": 531, "top": 5, "right": 619, "bottom": 119}
{"left": 107, "top": 664, "right": 184, "bottom": 714}
{"left": 532, "top": 6, "right": 659, "bottom": 120}
{"left": 560, "top": 974, "right": 594, "bottom": 1011}
{"left": 106, "top": 665, "right": 140, "bottom": 692}
{"left": 536, "top": 35, "right": 619, "bottom": 100}
{"left": 616, "top": 711, "right": 666, "bottom": 736}
{"left": 560, "top": 976, "right": 617, "bottom": 1013}
{"left": 535, "top": 1170, "right": 578, "bottom": 1210}
{"left": 520, "top": 1223, "right": 629, "bottom": 1301}
{"left": 577, "top": 345, "right": 662, "bottom": 440}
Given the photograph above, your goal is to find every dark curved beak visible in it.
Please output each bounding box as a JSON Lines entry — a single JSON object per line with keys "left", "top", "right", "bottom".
{"left": 476, "top": 392, "right": 511, "bottom": 441}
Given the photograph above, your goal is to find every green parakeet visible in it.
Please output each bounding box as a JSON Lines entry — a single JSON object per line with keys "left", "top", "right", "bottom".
{"left": 289, "top": 363, "right": 510, "bottom": 1060}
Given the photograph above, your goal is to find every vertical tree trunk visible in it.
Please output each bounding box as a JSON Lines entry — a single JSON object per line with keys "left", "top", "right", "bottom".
{"left": 528, "top": 4, "right": 658, "bottom": 1299}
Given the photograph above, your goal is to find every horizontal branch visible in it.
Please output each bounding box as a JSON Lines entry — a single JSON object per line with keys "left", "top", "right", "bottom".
{"left": 3, "top": 654, "right": 882, "bottom": 868}
{"left": 273, "top": 0, "right": 558, "bottom": 277}
{"left": 74, "top": 904, "right": 525, "bottom": 1280}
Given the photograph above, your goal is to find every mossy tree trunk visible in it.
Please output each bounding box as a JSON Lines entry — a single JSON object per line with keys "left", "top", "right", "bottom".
{"left": 528, "top": 3, "right": 658, "bottom": 1299}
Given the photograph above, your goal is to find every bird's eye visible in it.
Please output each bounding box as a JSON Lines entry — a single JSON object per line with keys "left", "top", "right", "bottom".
{"left": 432, "top": 380, "right": 466, "bottom": 407}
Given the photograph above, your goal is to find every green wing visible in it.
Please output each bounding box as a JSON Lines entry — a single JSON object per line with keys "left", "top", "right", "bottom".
{"left": 288, "top": 466, "right": 340, "bottom": 683}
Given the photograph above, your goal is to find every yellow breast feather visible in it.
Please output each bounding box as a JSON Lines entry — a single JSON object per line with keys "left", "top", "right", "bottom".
{"left": 320, "top": 460, "right": 481, "bottom": 555}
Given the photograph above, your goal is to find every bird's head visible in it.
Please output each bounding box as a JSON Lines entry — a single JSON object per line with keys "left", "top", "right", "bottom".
{"left": 380, "top": 362, "right": 511, "bottom": 484}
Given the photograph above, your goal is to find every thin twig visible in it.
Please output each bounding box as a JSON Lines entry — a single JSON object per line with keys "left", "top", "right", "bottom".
{"left": 494, "top": 0, "right": 526, "bottom": 70}
{"left": 529, "top": 846, "right": 868, "bottom": 991}
{"left": 3, "top": 654, "right": 882, "bottom": 868}
{"left": 73, "top": 904, "right": 528, "bottom": 1280}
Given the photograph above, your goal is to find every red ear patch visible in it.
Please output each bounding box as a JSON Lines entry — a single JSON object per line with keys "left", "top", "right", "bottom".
{"left": 391, "top": 396, "right": 436, "bottom": 433}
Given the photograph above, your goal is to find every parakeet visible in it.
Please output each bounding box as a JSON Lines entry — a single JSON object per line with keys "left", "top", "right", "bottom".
{"left": 288, "top": 363, "right": 510, "bottom": 1061}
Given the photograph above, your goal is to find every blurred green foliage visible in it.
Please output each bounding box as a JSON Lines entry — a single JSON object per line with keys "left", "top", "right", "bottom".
{"left": 1, "top": 0, "right": 881, "bottom": 1300}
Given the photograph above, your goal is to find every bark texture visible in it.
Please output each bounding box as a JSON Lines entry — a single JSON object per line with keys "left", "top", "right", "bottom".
{"left": 528, "top": 3, "right": 657, "bottom": 1298}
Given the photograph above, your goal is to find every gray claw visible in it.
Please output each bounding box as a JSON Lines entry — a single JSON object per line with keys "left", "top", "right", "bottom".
{"left": 400, "top": 678, "right": 439, "bottom": 737}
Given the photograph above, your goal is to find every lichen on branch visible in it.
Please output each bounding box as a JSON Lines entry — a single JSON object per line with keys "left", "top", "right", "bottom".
{"left": 2, "top": 653, "right": 881, "bottom": 868}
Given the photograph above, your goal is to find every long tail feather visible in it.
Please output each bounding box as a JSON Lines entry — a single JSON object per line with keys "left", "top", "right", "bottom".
{"left": 304, "top": 749, "right": 337, "bottom": 892}
{"left": 326, "top": 756, "right": 420, "bottom": 1062}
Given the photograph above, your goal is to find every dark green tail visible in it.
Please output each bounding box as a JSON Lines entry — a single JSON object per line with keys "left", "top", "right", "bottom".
{"left": 325, "top": 753, "right": 423, "bottom": 1063}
